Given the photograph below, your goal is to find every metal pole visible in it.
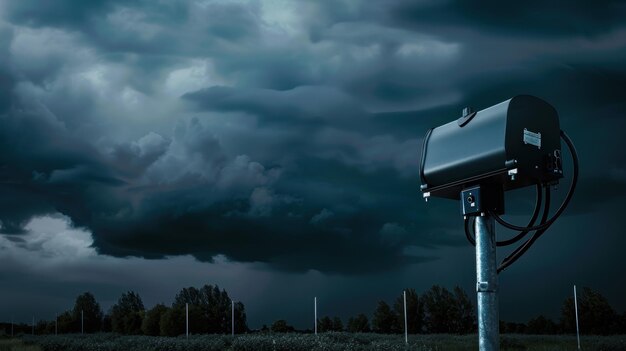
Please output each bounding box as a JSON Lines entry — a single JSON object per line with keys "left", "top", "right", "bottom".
{"left": 11, "top": 316, "right": 13, "bottom": 337}
{"left": 81, "top": 310, "right": 84, "bottom": 334}
{"left": 574, "top": 285, "right": 581, "bottom": 350}
{"left": 231, "top": 300, "right": 234, "bottom": 336}
{"left": 55, "top": 314, "right": 58, "bottom": 335}
{"left": 314, "top": 297, "right": 317, "bottom": 335}
{"left": 32, "top": 316, "right": 34, "bottom": 335}
{"left": 186, "top": 303, "right": 189, "bottom": 338}
{"left": 475, "top": 214, "right": 499, "bottom": 351}
{"left": 403, "top": 290, "right": 408, "bottom": 344}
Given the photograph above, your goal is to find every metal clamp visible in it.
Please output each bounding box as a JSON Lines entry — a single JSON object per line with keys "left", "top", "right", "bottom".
{"left": 507, "top": 168, "right": 518, "bottom": 181}
{"left": 476, "top": 281, "right": 497, "bottom": 293}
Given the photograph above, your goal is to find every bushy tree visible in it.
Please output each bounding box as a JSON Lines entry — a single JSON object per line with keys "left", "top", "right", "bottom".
{"left": 527, "top": 315, "right": 558, "bottom": 334}
{"left": 173, "top": 302, "right": 204, "bottom": 335}
{"left": 316, "top": 316, "right": 343, "bottom": 332}
{"left": 451, "top": 286, "right": 474, "bottom": 334}
{"left": 232, "top": 301, "right": 247, "bottom": 334}
{"left": 319, "top": 316, "right": 333, "bottom": 332}
{"left": 347, "top": 314, "right": 370, "bottom": 333}
{"left": 422, "top": 285, "right": 456, "bottom": 333}
{"left": 72, "top": 292, "right": 103, "bottom": 333}
{"left": 501, "top": 321, "right": 527, "bottom": 334}
{"left": 332, "top": 316, "right": 344, "bottom": 332}
{"left": 372, "top": 301, "right": 396, "bottom": 334}
{"left": 421, "top": 285, "right": 474, "bottom": 334}
{"left": 618, "top": 312, "right": 626, "bottom": 334}
{"left": 34, "top": 320, "right": 49, "bottom": 335}
{"left": 102, "top": 314, "right": 112, "bottom": 332}
{"left": 173, "top": 284, "right": 247, "bottom": 334}
{"left": 393, "top": 289, "right": 424, "bottom": 334}
{"left": 271, "top": 320, "right": 294, "bottom": 333}
{"left": 160, "top": 306, "right": 185, "bottom": 337}
{"left": 57, "top": 311, "right": 73, "bottom": 333}
{"left": 560, "top": 287, "right": 617, "bottom": 335}
{"left": 110, "top": 291, "right": 145, "bottom": 334}
{"left": 142, "top": 304, "right": 168, "bottom": 336}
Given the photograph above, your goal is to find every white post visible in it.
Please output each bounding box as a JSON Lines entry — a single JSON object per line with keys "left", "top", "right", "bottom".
{"left": 314, "top": 297, "right": 317, "bottom": 335}
{"left": 186, "top": 303, "right": 189, "bottom": 338}
{"left": 404, "top": 290, "right": 408, "bottom": 344}
{"left": 81, "top": 310, "right": 84, "bottom": 334}
{"left": 574, "top": 285, "right": 581, "bottom": 350}
{"left": 231, "top": 300, "right": 235, "bottom": 336}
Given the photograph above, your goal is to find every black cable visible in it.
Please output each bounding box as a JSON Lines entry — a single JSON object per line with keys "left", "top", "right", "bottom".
{"left": 489, "top": 130, "right": 578, "bottom": 232}
{"left": 419, "top": 128, "right": 433, "bottom": 186}
{"left": 496, "top": 184, "right": 543, "bottom": 247}
{"left": 497, "top": 188, "right": 551, "bottom": 273}
{"left": 497, "top": 129, "right": 580, "bottom": 272}
{"left": 464, "top": 184, "right": 543, "bottom": 247}
{"left": 464, "top": 217, "right": 475, "bottom": 246}
{"left": 464, "top": 129, "right": 577, "bottom": 267}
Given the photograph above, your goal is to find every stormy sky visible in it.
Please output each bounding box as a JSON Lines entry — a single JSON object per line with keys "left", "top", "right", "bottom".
{"left": 1, "top": 0, "right": 625, "bottom": 329}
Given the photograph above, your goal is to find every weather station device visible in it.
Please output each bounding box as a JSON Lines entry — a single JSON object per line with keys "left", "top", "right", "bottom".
{"left": 419, "top": 95, "right": 579, "bottom": 351}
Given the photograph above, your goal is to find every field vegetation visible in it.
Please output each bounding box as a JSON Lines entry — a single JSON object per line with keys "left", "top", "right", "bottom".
{"left": 12, "top": 333, "right": 626, "bottom": 351}
{"left": 2, "top": 283, "right": 625, "bottom": 351}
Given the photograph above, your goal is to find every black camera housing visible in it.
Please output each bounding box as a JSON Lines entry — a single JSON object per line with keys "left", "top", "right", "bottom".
{"left": 420, "top": 95, "right": 563, "bottom": 200}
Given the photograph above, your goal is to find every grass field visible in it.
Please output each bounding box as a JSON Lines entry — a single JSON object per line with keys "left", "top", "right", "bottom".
{"left": 0, "top": 339, "right": 41, "bottom": 351}
{"left": 8, "top": 333, "right": 626, "bottom": 351}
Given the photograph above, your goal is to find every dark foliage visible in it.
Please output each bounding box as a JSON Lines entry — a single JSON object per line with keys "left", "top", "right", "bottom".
{"left": 271, "top": 320, "right": 295, "bottom": 333}
{"left": 393, "top": 288, "right": 424, "bottom": 334}
{"left": 110, "top": 291, "right": 145, "bottom": 335}
{"left": 560, "top": 287, "right": 619, "bottom": 335}
{"left": 347, "top": 314, "right": 370, "bottom": 333}
{"left": 72, "top": 292, "right": 104, "bottom": 333}
{"left": 372, "top": 301, "right": 396, "bottom": 334}
{"left": 142, "top": 304, "right": 168, "bottom": 336}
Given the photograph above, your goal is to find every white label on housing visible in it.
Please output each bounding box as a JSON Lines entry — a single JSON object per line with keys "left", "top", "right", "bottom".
{"left": 523, "top": 129, "right": 541, "bottom": 149}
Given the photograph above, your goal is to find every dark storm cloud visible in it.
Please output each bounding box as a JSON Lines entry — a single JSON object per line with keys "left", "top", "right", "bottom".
{"left": 390, "top": 0, "right": 626, "bottom": 38}
{"left": 183, "top": 85, "right": 366, "bottom": 129}
{"left": 0, "top": 105, "right": 125, "bottom": 233}
{"left": 1, "top": 0, "right": 626, "bottom": 281}
{"left": 0, "top": 80, "right": 444, "bottom": 273}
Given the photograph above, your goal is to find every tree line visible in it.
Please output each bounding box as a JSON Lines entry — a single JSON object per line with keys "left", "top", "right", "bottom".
{"left": 265, "top": 286, "right": 626, "bottom": 335}
{"left": 0, "top": 284, "right": 247, "bottom": 336}
{"left": 2, "top": 285, "right": 625, "bottom": 336}
{"left": 314, "top": 285, "right": 474, "bottom": 334}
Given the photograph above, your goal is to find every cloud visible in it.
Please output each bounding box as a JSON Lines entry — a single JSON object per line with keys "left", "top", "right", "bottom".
{"left": 0, "top": 215, "right": 96, "bottom": 262}
{"left": 0, "top": 0, "right": 625, "bottom": 278}
{"left": 389, "top": 0, "right": 626, "bottom": 38}
{"left": 310, "top": 208, "right": 333, "bottom": 224}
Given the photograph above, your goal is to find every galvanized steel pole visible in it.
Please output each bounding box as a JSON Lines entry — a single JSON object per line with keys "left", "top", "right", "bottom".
{"left": 475, "top": 215, "right": 499, "bottom": 351}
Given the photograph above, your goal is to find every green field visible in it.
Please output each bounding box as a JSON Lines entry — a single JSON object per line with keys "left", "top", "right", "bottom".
{"left": 5, "top": 333, "right": 625, "bottom": 351}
